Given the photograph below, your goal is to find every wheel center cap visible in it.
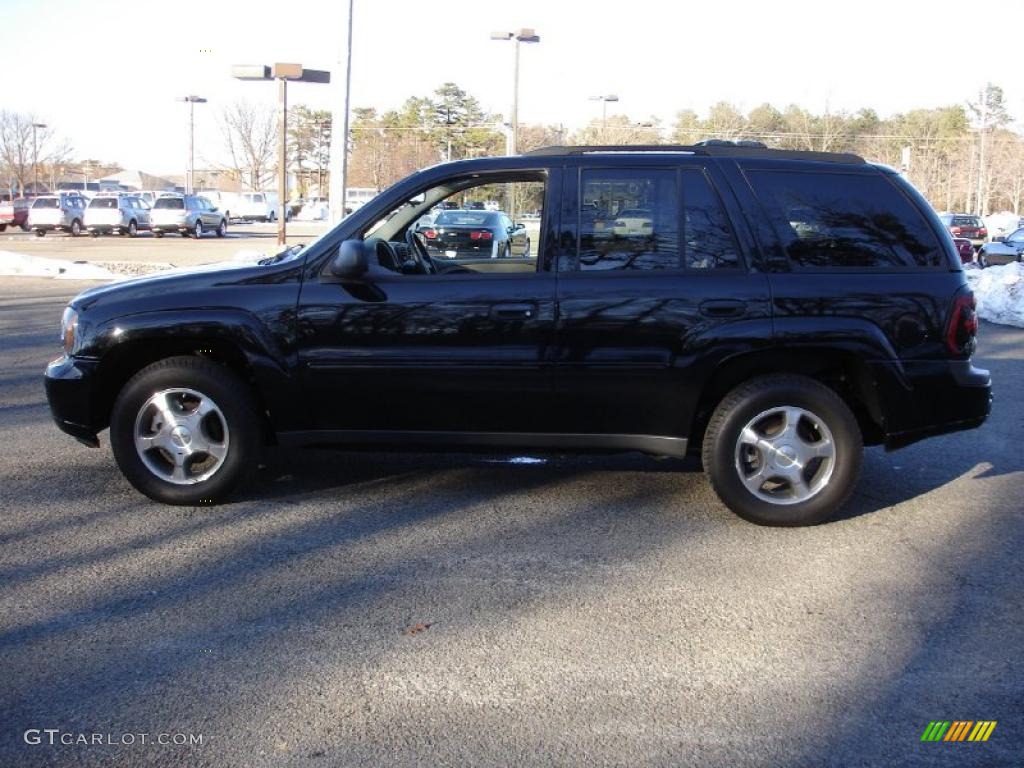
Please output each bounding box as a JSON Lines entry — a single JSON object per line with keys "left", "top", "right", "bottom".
{"left": 170, "top": 425, "right": 192, "bottom": 446}
{"left": 775, "top": 445, "right": 798, "bottom": 467}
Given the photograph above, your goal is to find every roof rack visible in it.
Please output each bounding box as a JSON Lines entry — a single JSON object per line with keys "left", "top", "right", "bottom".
{"left": 523, "top": 143, "right": 865, "bottom": 164}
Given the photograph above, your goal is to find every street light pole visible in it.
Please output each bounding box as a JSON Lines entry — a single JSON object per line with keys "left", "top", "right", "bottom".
{"left": 490, "top": 28, "right": 539, "bottom": 155}
{"left": 31, "top": 122, "right": 46, "bottom": 193}
{"left": 232, "top": 63, "right": 330, "bottom": 246}
{"left": 177, "top": 96, "right": 207, "bottom": 194}
{"left": 588, "top": 95, "right": 619, "bottom": 136}
{"left": 278, "top": 77, "right": 288, "bottom": 246}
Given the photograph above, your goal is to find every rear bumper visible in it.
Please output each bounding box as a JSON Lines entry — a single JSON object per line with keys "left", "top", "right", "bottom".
{"left": 879, "top": 359, "right": 992, "bottom": 450}
{"left": 44, "top": 355, "right": 103, "bottom": 446}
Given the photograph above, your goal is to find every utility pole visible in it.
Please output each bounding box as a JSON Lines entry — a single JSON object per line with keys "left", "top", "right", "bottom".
{"left": 976, "top": 86, "right": 988, "bottom": 217}
{"left": 31, "top": 122, "right": 47, "bottom": 193}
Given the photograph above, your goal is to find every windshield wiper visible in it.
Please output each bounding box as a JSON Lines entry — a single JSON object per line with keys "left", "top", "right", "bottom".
{"left": 259, "top": 244, "right": 304, "bottom": 265}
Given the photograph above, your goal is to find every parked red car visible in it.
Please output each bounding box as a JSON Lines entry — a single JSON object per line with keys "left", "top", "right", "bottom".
{"left": 952, "top": 236, "right": 974, "bottom": 265}
{"left": 0, "top": 197, "right": 31, "bottom": 232}
{"left": 938, "top": 213, "right": 987, "bottom": 249}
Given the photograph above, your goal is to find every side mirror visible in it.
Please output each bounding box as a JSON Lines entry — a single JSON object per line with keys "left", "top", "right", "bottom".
{"left": 330, "top": 239, "right": 368, "bottom": 279}
{"left": 993, "top": 235, "right": 1006, "bottom": 243}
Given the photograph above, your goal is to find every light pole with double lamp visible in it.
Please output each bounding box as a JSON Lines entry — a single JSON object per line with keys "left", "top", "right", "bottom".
{"left": 31, "top": 122, "right": 47, "bottom": 193}
{"left": 489, "top": 28, "right": 540, "bottom": 155}
{"left": 589, "top": 95, "right": 619, "bottom": 131}
{"left": 176, "top": 95, "right": 207, "bottom": 195}
{"left": 231, "top": 63, "right": 331, "bottom": 246}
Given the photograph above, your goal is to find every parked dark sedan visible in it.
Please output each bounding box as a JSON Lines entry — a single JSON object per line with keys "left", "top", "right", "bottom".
{"left": 420, "top": 210, "right": 531, "bottom": 259}
{"left": 977, "top": 226, "right": 1024, "bottom": 267}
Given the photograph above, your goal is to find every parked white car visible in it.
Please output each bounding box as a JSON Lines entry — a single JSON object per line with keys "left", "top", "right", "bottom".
{"left": 236, "top": 191, "right": 287, "bottom": 222}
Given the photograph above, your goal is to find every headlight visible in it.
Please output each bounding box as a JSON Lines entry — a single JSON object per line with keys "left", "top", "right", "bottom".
{"left": 61, "top": 307, "right": 78, "bottom": 355}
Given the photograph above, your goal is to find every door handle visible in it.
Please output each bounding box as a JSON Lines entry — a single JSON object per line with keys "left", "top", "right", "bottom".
{"left": 490, "top": 303, "right": 535, "bottom": 320}
{"left": 700, "top": 299, "right": 746, "bottom": 318}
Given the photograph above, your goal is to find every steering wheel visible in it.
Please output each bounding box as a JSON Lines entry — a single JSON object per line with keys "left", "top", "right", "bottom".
{"left": 405, "top": 227, "right": 437, "bottom": 275}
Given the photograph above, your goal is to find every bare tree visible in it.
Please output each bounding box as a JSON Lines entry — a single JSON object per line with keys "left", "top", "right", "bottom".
{"left": 219, "top": 101, "right": 277, "bottom": 190}
{"left": 0, "top": 111, "right": 69, "bottom": 194}
{"left": 572, "top": 115, "right": 662, "bottom": 145}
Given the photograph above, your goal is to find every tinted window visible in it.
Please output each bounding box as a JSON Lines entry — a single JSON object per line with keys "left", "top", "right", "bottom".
{"left": 89, "top": 198, "right": 119, "bottom": 209}
{"left": 1007, "top": 228, "right": 1024, "bottom": 244}
{"left": 33, "top": 198, "right": 59, "bottom": 208}
{"left": 154, "top": 197, "right": 184, "bottom": 209}
{"left": 748, "top": 171, "right": 943, "bottom": 268}
{"left": 435, "top": 211, "right": 491, "bottom": 227}
{"left": 683, "top": 170, "right": 741, "bottom": 269}
{"left": 579, "top": 168, "right": 678, "bottom": 270}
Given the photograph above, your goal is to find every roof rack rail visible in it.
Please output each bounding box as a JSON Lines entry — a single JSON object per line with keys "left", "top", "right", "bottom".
{"left": 523, "top": 143, "right": 865, "bottom": 164}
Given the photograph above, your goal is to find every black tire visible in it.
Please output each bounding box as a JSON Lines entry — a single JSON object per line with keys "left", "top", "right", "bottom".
{"left": 701, "top": 374, "right": 862, "bottom": 526}
{"left": 70, "top": 219, "right": 82, "bottom": 237}
{"left": 20, "top": 222, "right": 29, "bottom": 232}
{"left": 35, "top": 229, "right": 45, "bottom": 237}
{"left": 128, "top": 220, "right": 138, "bottom": 237}
{"left": 154, "top": 230, "right": 164, "bottom": 238}
{"left": 90, "top": 230, "right": 99, "bottom": 238}
{"left": 268, "top": 211, "right": 276, "bottom": 223}
{"left": 180, "top": 230, "right": 189, "bottom": 237}
{"left": 0, "top": 224, "right": 6, "bottom": 232}
{"left": 109, "top": 356, "right": 262, "bottom": 505}
{"left": 977, "top": 251, "right": 988, "bottom": 268}
{"left": 216, "top": 219, "right": 227, "bottom": 237}
{"left": 192, "top": 220, "right": 203, "bottom": 239}
{"left": 522, "top": 239, "right": 531, "bottom": 258}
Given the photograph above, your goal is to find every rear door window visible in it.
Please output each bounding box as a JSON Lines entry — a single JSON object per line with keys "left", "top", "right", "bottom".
{"left": 578, "top": 168, "right": 679, "bottom": 271}
{"left": 747, "top": 170, "right": 944, "bottom": 268}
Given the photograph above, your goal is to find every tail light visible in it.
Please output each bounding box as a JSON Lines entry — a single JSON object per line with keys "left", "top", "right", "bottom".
{"left": 945, "top": 292, "right": 978, "bottom": 356}
{"left": 469, "top": 230, "right": 493, "bottom": 240}
{"left": 979, "top": 227, "right": 987, "bottom": 237}
{"left": 951, "top": 226, "right": 962, "bottom": 235}
{"left": 422, "top": 228, "right": 436, "bottom": 239}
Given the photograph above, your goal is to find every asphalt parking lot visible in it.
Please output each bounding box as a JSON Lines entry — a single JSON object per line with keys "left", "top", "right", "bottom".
{"left": 0, "top": 277, "right": 1021, "bottom": 767}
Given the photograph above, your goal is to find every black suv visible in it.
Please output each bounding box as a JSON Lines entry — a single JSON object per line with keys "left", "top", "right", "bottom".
{"left": 44, "top": 143, "right": 992, "bottom": 526}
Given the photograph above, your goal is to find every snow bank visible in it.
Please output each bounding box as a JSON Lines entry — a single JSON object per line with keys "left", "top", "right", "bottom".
{"left": 0, "top": 251, "right": 124, "bottom": 280}
{"left": 965, "top": 262, "right": 1024, "bottom": 328}
{"left": 0, "top": 249, "right": 270, "bottom": 282}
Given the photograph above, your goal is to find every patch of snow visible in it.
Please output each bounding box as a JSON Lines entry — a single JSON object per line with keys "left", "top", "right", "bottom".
{"left": 965, "top": 262, "right": 1024, "bottom": 328}
{"left": 0, "top": 250, "right": 125, "bottom": 280}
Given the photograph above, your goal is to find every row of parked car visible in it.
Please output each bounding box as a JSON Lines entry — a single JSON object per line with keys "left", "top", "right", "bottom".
{"left": 0, "top": 187, "right": 289, "bottom": 238}
{"left": 937, "top": 212, "right": 1024, "bottom": 268}
{"left": 0, "top": 191, "right": 230, "bottom": 238}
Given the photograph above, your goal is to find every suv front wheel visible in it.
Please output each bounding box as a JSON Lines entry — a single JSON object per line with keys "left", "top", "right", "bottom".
{"left": 110, "top": 356, "right": 262, "bottom": 505}
{"left": 702, "top": 374, "right": 862, "bottom": 526}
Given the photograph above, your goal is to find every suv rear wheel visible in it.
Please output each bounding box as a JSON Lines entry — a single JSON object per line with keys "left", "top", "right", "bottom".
{"left": 110, "top": 356, "right": 262, "bottom": 505}
{"left": 702, "top": 374, "right": 862, "bottom": 526}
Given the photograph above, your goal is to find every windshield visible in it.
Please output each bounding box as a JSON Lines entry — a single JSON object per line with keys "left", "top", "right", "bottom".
{"left": 154, "top": 197, "right": 184, "bottom": 209}
{"left": 89, "top": 198, "right": 119, "bottom": 209}
{"left": 952, "top": 216, "right": 981, "bottom": 227}
{"left": 33, "top": 198, "right": 59, "bottom": 208}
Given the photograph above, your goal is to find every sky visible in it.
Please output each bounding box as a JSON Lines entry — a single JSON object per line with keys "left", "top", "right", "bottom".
{"left": 1, "top": 0, "right": 1020, "bottom": 176}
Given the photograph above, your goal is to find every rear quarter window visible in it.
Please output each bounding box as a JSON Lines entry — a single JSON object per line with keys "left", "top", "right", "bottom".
{"left": 747, "top": 170, "right": 944, "bottom": 269}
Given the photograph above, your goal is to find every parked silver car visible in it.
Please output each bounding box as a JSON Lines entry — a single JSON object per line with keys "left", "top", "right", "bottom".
{"left": 150, "top": 195, "right": 227, "bottom": 238}
{"left": 28, "top": 193, "right": 87, "bottom": 237}
{"left": 977, "top": 227, "right": 1024, "bottom": 267}
{"left": 85, "top": 194, "right": 152, "bottom": 237}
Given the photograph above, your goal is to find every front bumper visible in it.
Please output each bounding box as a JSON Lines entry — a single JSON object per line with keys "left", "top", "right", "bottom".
{"left": 44, "top": 355, "right": 103, "bottom": 446}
